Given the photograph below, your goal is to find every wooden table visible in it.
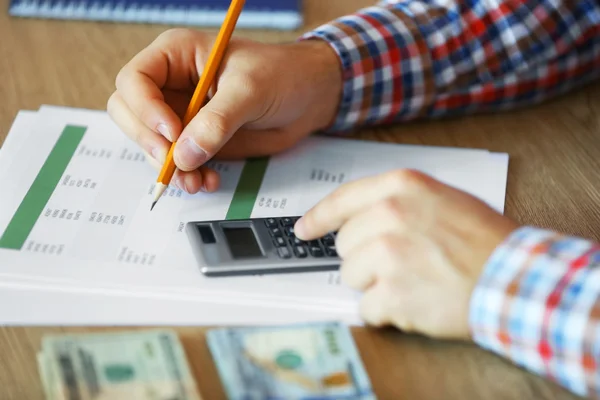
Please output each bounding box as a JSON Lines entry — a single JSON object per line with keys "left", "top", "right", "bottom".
{"left": 1, "top": 0, "right": 598, "bottom": 399}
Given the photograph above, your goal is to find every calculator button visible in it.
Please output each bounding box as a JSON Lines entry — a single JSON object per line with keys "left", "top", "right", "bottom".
{"left": 307, "top": 240, "right": 320, "bottom": 247}
{"left": 294, "top": 246, "right": 308, "bottom": 258}
{"left": 309, "top": 246, "right": 324, "bottom": 257}
{"left": 284, "top": 226, "right": 295, "bottom": 237}
{"left": 277, "top": 247, "right": 291, "bottom": 259}
{"left": 280, "top": 217, "right": 294, "bottom": 226}
{"left": 290, "top": 237, "right": 304, "bottom": 246}
{"left": 273, "top": 237, "right": 287, "bottom": 247}
{"left": 269, "top": 227, "right": 282, "bottom": 237}
{"left": 325, "top": 246, "right": 337, "bottom": 257}
{"left": 322, "top": 235, "right": 335, "bottom": 246}
{"left": 265, "top": 218, "right": 277, "bottom": 228}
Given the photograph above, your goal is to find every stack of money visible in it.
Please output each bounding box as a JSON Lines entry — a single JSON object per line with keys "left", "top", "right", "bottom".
{"left": 207, "top": 321, "right": 376, "bottom": 399}
{"left": 37, "top": 329, "right": 201, "bottom": 400}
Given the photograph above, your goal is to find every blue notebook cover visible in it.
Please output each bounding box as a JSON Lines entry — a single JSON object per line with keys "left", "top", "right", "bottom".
{"left": 8, "top": 0, "right": 303, "bottom": 30}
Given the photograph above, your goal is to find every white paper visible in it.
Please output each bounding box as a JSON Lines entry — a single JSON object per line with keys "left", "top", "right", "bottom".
{"left": 0, "top": 105, "right": 510, "bottom": 325}
{"left": 0, "top": 279, "right": 361, "bottom": 326}
{"left": 0, "top": 107, "right": 506, "bottom": 275}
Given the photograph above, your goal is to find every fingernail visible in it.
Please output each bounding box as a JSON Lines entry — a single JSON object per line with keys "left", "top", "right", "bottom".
{"left": 177, "top": 137, "right": 208, "bottom": 168}
{"left": 157, "top": 124, "right": 172, "bottom": 141}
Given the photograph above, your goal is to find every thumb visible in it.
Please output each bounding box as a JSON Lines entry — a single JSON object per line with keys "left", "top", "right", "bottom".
{"left": 173, "top": 83, "right": 259, "bottom": 171}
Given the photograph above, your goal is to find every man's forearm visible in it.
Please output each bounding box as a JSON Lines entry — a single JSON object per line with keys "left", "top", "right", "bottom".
{"left": 301, "top": 0, "right": 600, "bottom": 132}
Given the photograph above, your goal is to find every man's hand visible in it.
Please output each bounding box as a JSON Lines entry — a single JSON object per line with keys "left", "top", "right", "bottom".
{"left": 294, "top": 169, "right": 519, "bottom": 340}
{"left": 108, "top": 28, "right": 342, "bottom": 193}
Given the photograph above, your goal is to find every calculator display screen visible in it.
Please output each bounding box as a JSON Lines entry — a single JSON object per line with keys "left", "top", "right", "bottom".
{"left": 222, "top": 227, "right": 263, "bottom": 259}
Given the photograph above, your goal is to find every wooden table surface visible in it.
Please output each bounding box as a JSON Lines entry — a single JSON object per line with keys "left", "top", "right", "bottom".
{"left": 1, "top": 0, "right": 598, "bottom": 399}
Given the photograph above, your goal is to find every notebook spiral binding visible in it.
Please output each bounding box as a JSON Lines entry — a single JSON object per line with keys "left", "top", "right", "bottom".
{"left": 8, "top": 0, "right": 303, "bottom": 30}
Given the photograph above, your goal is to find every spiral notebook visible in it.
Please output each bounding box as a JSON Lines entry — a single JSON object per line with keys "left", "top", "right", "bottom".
{"left": 8, "top": 0, "right": 303, "bottom": 30}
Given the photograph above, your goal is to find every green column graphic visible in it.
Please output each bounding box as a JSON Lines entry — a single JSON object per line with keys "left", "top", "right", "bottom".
{"left": 225, "top": 157, "right": 269, "bottom": 220}
{"left": 0, "top": 125, "right": 86, "bottom": 250}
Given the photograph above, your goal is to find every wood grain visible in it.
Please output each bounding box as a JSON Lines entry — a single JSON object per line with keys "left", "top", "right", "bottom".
{"left": 0, "top": 0, "right": 597, "bottom": 398}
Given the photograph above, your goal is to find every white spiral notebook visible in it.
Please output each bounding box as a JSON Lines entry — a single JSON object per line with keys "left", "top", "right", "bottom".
{"left": 8, "top": 0, "right": 303, "bottom": 30}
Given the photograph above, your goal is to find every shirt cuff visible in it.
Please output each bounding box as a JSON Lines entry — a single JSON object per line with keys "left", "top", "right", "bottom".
{"left": 299, "top": 5, "right": 431, "bottom": 133}
{"left": 469, "top": 225, "right": 600, "bottom": 397}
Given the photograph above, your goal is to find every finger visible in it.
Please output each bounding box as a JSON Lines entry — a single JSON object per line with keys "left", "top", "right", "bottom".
{"left": 358, "top": 286, "right": 394, "bottom": 327}
{"left": 201, "top": 167, "right": 221, "bottom": 192}
{"left": 107, "top": 91, "right": 216, "bottom": 193}
{"left": 335, "top": 199, "right": 412, "bottom": 258}
{"left": 114, "top": 41, "right": 187, "bottom": 142}
{"left": 295, "top": 169, "right": 433, "bottom": 240}
{"left": 181, "top": 165, "right": 221, "bottom": 193}
{"left": 340, "top": 232, "right": 411, "bottom": 291}
{"left": 339, "top": 247, "right": 379, "bottom": 292}
{"left": 107, "top": 91, "right": 170, "bottom": 164}
{"left": 158, "top": 165, "right": 220, "bottom": 194}
{"left": 142, "top": 149, "right": 165, "bottom": 172}
{"left": 162, "top": 167, "right": 219, "bottom": 194}
{"left": 173, "top": 80, "right": 263, "bottom": 171}
{"left": 213, "top": 128, "right": 304, "bottom": 160}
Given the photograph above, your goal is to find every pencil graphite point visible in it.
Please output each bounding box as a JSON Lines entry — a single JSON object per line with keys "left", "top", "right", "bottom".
{"left": 151, "top": 182, "right": 168, "bottom": 211}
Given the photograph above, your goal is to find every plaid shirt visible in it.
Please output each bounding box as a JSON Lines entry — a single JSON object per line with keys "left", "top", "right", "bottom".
{"left": 302, "top": 1, "right": 600, "bottom": 398}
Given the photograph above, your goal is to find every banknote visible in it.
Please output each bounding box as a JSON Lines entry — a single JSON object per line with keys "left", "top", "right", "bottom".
{"left": 37, "top": 329, "right": 201, "bottom": 400}
{"left": 206, "top": 321, "right": 376, "bottom": 399}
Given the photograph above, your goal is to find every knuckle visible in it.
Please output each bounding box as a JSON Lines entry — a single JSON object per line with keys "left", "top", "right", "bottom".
{"left": 203, "top": 109, "right": 232, "bottom": 138}
{"left": 328, "top": 186, "right": 349, "bottom": 211}
{"left": 114, "top": 66, "right": 130, "bottom": 90}
{"left": 380, "top": 285, "right": 412, "bottom": 330}
{"left": 394, "top": 314, "right": 415, "bottom": 333}
{"left": 386, "top": 169, "right": 430, "bottom": 193}
{"left": 191, "top": 109, "right": 232, "bottom": 154}
{"left": 156, "top": 28, "right": 195, "bottom": 43}
{"left": 374, "top": 234, "right": 398, "bottom": 256}
{"left": 334, "top": 229, "right": 350, "bottom": 257}
{"left": 377, "top": 198, "right": 404, "bottom": 222}
{"left": 132, "top": 129, "right": 144, "bottom": 147}
{"left": 372, "top": 235, "right": 401, "bottom": 276}
{"left": 138, "top": 107, "right": 159, "bottom": 131}
{"left": 106, "top": 92, "right": 117, "bottom": 114}
{"left": 235, "top": 74, "right": 261, "bottom": 97}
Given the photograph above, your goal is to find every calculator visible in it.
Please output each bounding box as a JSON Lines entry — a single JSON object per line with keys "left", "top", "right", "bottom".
{"left": 184, "top": 216, "right": 340, "bottom": 276}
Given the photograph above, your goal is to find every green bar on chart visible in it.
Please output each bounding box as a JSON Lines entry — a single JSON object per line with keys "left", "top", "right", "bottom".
{"left": 0, "top": 125, "right": 86, "bottom": 250}
{"left": 225, "top": 157, "right": 269, "bottom": 220}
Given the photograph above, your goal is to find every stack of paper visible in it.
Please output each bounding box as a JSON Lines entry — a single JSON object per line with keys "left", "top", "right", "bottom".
{"left": 0, "top": 105, "right": 509, "bottom": 326}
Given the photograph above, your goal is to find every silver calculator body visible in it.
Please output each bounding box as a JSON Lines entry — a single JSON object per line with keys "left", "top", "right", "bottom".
{"left": 185, "top": 216, "right": 340, "bottom": 276}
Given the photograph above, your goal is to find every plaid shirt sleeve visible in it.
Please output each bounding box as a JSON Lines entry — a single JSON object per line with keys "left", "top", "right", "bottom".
{"left": 301, "top": 1, "right": 600, "bottom": 397}
{"left": 470, "top": 227, "right": 600, "bottom": 399}
{"left": 300, "top": 0, "right": 600, "bottom": 132}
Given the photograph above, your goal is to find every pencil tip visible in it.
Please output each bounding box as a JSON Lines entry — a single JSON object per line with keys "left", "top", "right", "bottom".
{"left": 150, "top": 201, "right": 157, "bottom": 211}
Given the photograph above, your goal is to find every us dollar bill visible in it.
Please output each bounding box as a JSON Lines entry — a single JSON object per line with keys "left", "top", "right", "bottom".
{"left": 206, "top": 321, "right": 376, "bottom": 399}
{"left": 37, "top": 329, "right": 201, "bottom": 400}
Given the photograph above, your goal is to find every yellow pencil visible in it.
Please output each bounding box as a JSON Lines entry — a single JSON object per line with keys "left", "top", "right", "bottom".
{"left": 151, "top": 0, "right": 246, "bottom": 211}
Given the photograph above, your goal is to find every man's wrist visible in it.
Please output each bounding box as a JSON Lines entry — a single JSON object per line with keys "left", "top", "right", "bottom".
{"left": 291, "top": 39, "right": 343, "bottom": 132}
